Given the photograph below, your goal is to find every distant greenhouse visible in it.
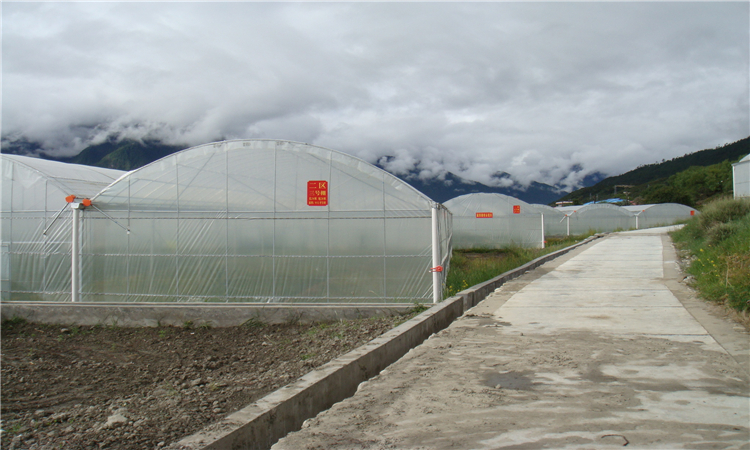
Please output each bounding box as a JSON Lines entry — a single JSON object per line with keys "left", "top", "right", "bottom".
{"left": 556, "top": 204, "right": 635, "bottom": 234}
{"left": 1, "top": 154, "right": 125, "bottom": 301}
{"left": 444, "top": 193, "right": 544, "bottom": 249}
{"left": 622, "top": 203, "right": 697, "bottom": 229}
{"left": 2, "top": 140, "right": 452, "bottom": 304}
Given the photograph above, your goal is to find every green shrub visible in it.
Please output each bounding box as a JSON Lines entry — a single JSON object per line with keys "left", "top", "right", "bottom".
{"left": 705, "top": 221, "right": 736, "bottom": 246}
{"left": 697, "top": 197, "right": 750, "bottom": 230}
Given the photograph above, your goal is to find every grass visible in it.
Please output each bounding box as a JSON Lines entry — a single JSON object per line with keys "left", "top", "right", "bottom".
{"left": 671, "top": 197, "right": 750, "bottom": 316}
{"left": 443, "top": 232, "right": 595, "bottom": 298}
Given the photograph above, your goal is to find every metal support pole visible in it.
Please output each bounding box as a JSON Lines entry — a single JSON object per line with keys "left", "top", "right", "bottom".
{"left": 431, "top": 205, "right": 441, "bottom": 304}
{"left": 541, "top": 213, "right": 545, "bottom": 249}
{"left": 566, "top": 214, "right": 570, "bottom": 236}
{"left": 71, "top": 203, "right": 81, "bottom": 302}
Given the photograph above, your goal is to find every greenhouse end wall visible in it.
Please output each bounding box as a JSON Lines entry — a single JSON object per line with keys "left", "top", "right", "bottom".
{"left": 444, "top": 193, "right": 544, "bottom": 249}
{"left": 77, "top": 140, "right": 451, "bottom": 304}
{"left": 734, "top": 155, "right": 750, "bottom": 199}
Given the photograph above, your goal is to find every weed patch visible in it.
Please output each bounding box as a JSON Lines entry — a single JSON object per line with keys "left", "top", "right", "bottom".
{"left": 672, "top": 198, "right": 750, "bottom": 314}
{"left": 444, "top": 233, "right": 593, "bottom": 298}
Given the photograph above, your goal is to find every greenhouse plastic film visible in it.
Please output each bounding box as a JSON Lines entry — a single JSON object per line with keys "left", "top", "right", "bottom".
{"left": 76, "top": 140, "right": 449, "bottom": 303}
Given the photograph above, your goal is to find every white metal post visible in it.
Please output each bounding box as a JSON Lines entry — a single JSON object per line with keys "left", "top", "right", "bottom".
{"left": 541, "top": 213, "right": 545, "bottom": 249}
{"left": 566, "top": 214, "right": 570, "bottom": 236}
{"left": 431, "top": 205, "right": 441, "bottom": 304}
{"left": 71, "top": 203, "right": 81, "bottom": 302}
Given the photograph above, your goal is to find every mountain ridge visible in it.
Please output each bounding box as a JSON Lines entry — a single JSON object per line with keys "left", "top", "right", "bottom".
{"left": 1, "top": 138, "right": 569, "bottom": 204}
{"left": 558, "top": 136, "right": 749, "bottom": 205}
{"left": 4, "top": 135, "right": 746, "bottom": 205}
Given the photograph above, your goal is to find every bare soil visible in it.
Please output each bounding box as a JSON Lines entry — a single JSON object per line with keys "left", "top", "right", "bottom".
{"left": 0, "top": 314, "right": 416, "bottom": 450}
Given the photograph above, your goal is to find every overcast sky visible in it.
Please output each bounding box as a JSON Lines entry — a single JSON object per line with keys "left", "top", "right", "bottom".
{"left": 2, "top": 1, "right": 748, "bottom": 191}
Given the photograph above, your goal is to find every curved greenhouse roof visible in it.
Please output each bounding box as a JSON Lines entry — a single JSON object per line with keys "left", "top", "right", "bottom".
{"left": 70, "top": 140, "right": 451, "bottom": 304}
{"left": 560, "top": 203, "right": 635, "bottom": 234}
{"left": 622, "top": 203, "right": 697, "bottom": 229}
{"left": 444, "top": 193, "right": 535, "bottom": 217}
{"left": 2, "top": 154, "right": 124, "bottom": 211}
{"left": 1, "top": 155, "right": 125, "bottom": 301}
{"left": 444, "top": 193, "right": 543, "bottom": 249}
{"left": 94, "top": 140, "right": 433, "bottom": 213}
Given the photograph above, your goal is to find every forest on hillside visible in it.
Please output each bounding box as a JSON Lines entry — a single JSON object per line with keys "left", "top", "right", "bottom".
{"left": 557, "top": 137, "right": 749, "bottom": 207}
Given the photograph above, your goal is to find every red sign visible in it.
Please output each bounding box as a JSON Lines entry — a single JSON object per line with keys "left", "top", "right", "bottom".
{"left": 690, "top": 210, "right": 695, "bottom": 216}
{"left": 476, "top": 212, "right": 494, "bottom": 218}
{"left": 513, "top": 205, "right": 521, "bottom": 214}
{"left": 307, "top": 180, "right": 328, "bottom": 206}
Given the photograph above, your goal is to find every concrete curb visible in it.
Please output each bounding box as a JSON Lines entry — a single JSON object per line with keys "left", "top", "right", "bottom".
{"left": 169, "top": 235, "right": 602, "bottom": 450}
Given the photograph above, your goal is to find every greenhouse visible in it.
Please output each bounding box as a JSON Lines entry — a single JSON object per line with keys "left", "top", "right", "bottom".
{"left": 526, "top": 204, "right": 568, "bottom": 236}
{"left": 1, "top": 154, "right": 125, "bottom": 301}
{"left": 2, "top": 140, "right": 452, "bottom": 304}
{"left": 734, "top": 154, "right": 750, "bottom": 198}
{"left": 443, "top": 193, "right": 544, "bottom": 249}
{"left": 556, "top": 204, "right": 635, "bottom": 234}
{"left": 622, "top": 203, "right": 697, "bottom": 229}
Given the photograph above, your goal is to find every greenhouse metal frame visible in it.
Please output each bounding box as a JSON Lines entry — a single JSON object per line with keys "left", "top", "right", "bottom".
{"left": 2, "top": 141, "right": 452, "bottom": 304}
{"left": 527, "top": 204, "right": 567, "bottom": 236}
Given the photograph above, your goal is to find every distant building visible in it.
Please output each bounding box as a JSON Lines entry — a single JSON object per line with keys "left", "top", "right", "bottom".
{"left": 733, "top": 154, "right": 750, "bottom": 198}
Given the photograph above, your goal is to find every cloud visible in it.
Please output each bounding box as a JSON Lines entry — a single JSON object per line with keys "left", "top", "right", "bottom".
{"left": 2, "top": 2, "right": 748, "bottom": 191}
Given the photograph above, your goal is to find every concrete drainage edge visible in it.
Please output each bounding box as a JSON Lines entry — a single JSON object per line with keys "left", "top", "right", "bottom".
{"left": 169, "top": 234, "right": 602, "bottom": 450}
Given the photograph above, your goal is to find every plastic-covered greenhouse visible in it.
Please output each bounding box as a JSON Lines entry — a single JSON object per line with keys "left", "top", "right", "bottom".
{"left": 556, "top": 204, "right": 635, "bottom": 234}
{"left": 1, "top": 155, "right": 125, "bottom": 301}
{"left": 734, "top": 154, "right": 750, "bottom": 198}
{"left": 622, "top": 203, "right": 697, "bottom": 229}
{"left": 443, "top": 193, "right": 544, "bottom": 249}
{"left": 526, "top": 204, "right": 567, "bottom": 236}
{"left": 2, "top": 140, "right": 452, "bottom": 304}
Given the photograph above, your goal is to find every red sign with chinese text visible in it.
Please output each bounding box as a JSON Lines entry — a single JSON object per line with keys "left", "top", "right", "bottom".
{"left": 476, "top": 212, "right": 494, "bottom": 218}
{"left": 307, "top": 180, "right": 328, "bottom": 206}
{"left": 513, "top": 205, "right": 521, "bottom": 214}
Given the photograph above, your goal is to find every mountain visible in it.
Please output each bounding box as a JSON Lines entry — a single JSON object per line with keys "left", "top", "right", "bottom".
{"left": 59, "top": 138, "right": 188, "bottom": 171}
{"left": 2, "top": 137, "right": 572, "bottom": 204}
{"left": 556, "top": 136, "right": 750, "bottom": 206}
{"left": 388, "top": 171, "right": 563, "bottom": 204}
{"left": 0, "top": 137, "right": 188, "bottom": 171}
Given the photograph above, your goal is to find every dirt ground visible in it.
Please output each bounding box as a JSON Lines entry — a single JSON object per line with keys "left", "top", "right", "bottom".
{"left": 0, "top": 313, "right": 418, "bottom": 450}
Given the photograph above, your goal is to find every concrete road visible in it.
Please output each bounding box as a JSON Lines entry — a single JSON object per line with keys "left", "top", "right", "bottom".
{"left": 273, "top": 227, "right": 750, "bottom": 450}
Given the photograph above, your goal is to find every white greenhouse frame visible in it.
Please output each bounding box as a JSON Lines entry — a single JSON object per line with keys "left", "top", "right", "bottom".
{"left": 527, "top": 204, "right": 567, "bottom": 236}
